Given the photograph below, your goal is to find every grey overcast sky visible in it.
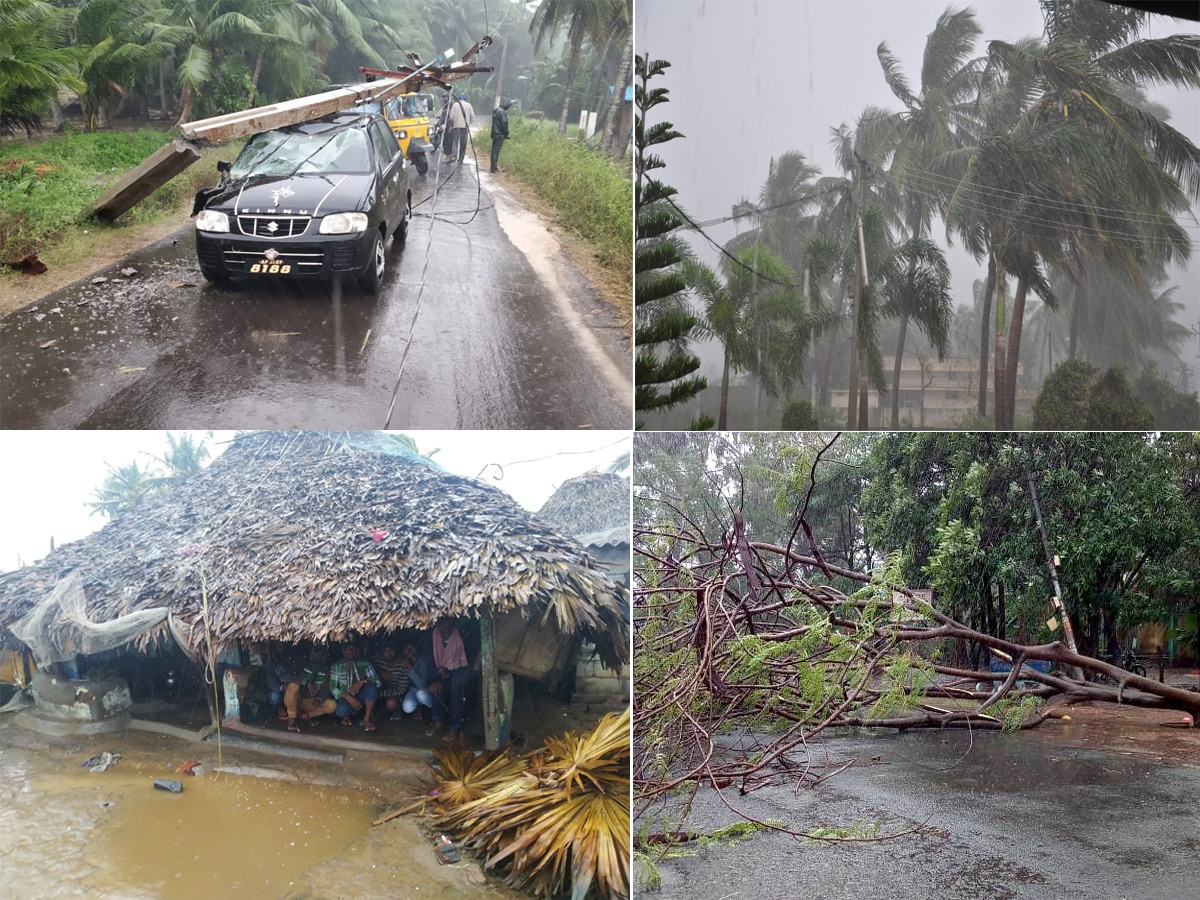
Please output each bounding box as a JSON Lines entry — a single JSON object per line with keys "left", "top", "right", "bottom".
{"left": 637, "top": 0, "right": 1200, "bottom": 373}
{"left": 0, "top": 431, "right": 630, "bottom": 573}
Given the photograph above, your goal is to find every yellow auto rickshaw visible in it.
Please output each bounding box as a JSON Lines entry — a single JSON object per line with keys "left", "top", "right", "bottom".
{"left": 352, "top": 92, "right": 437, "bottom": 174}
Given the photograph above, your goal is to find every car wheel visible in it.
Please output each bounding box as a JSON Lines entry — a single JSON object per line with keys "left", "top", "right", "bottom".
{"left": 199, "top": 265, "right": 235, "bottom": 290}
{"left": 396, "top": 194, "right": 412, "bottom": 244}
{"left": 356, "top": 229, "right": 385, "bottom": 294}
{"left": 413, "top": 153, "right": 428, "bottom": 175}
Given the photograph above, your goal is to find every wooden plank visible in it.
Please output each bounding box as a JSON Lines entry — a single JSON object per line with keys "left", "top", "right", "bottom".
{"left": 481, "top": 613, "right": 502, "bottom": 750}
{"left": 178, "top": 79, "right": 408, "bottom": 144}
{"left": 93, "top": 139, "right": 202, "bottom": 222}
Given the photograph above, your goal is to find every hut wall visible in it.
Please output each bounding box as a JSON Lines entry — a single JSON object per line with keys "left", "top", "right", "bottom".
{"left": 30, "top": 669, "right": 131, "bottom": 721}
{"left": 494, "top": 610, "right": 574, "bottom": 681}
{"left": 573, "top": 641, "right": 629, "bottom": 706}
{"left": 588, "top": 544, "right": 630, "bottom": 587}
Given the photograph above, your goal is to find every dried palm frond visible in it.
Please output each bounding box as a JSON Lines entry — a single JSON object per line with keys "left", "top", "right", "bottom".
{"left": 432, "top": 740, "right": 529, "bottom": 807}
{"left": 433, "top": 708, "right": 631, "bottom": 900}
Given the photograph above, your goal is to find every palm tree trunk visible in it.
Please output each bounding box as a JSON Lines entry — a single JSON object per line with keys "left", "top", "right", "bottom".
{"left": 1068, "top": 268, "right": 1085, "bottom": 359}
{"left": 818, "top": 280, "right": 846, "bottom": 410}
{"left": 175, "top": 84, "right": 194, "bottom": 127}
{"left": 890, "top": 311, "right": 909, "bottom": 429}
{"left": 847, "top": 236, "right": 864, "bottom": 430}
{"left": 1006, "top": 276, "right": 1029, "bottom": 427}
{"left": 993, "top": 270, "right": 1007, "bottom": 429}
{"left": 602, "top": 33, "right": 633, "bottom": 154}
{"left": 994, "top": 332, "right": 1008, "bottom": 430}
{"left": 581, "top": 31, "right": 616, "bottom": 141}
{"left": 718, "top": 348, "right": 731, "bottom": 431}
{"left": 558, "top": 45, "right": 582, "bottom": 135}
{"left": 159, "top": 60, "right": 168, "bottom": 119}
{"left": 248, "top": 49, "right": 265, "bottom": 107}
{"left": 976, "top": 254, "right": 996, "bottom": 418}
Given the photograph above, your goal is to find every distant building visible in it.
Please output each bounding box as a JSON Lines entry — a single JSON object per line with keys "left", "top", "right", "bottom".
{"left": 829, "top": 356, "right": 1033, "bottom": 428}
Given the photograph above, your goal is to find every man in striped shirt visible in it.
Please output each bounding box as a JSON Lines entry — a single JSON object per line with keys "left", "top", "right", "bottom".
{"left": 330, "top": 642, "right": 381, "bottom": 731}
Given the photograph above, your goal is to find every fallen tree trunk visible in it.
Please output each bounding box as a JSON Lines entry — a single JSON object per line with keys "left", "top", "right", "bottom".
{"left": 633, "top": 442, "right": 1198, "bottom": 810}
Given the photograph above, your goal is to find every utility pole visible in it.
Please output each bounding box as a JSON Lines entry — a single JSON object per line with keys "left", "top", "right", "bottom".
{"left": 846, "top": 153, "right": 867, "bottom": 430}
{"left": 493, "top": 28, "right": 509, "bottom": 110}
{"left": 1029, "top": 474, "right": 1084, "bottom": 680}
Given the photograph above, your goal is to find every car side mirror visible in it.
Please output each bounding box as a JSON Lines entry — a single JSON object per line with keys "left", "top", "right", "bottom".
{"left": 217, "top": 160, "right": 231, "bottom": 174}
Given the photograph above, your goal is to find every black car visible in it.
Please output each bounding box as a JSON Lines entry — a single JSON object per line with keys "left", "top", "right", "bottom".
{"left": 193, "top": 112, "right": 411, "bottom": 294}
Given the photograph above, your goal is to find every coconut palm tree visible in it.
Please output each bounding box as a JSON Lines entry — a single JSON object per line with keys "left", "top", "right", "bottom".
{"left": 981, "top": 0, "right": 1200, "bottom": 419}
{"left": 681, "top": 243, "right": 803, "bottom": 431}
{"left": 156, "top": 0, "right": 296, "bottom": 124}
{"left": 0, "top": 0, "right": 83, "bottom": 134}
{"left": 812, "top": 118, "right": 901, "bottom": 421}
{"left": 873, "top": 5, "right": 982, "bottom": 428}
{"left": 530, "top": 0, "right": 608, "bottom": 135}
{"left": 75, "top": 0, "right": 176, "bottom": 129}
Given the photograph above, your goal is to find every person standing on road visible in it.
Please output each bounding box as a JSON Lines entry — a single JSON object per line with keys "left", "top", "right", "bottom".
{"left": 450, "top": 92, "right": 474, "bottom": 162}
{"left": 490, "top": 100, "right": 514, "bottom": 174}
{"left": 444, "top": 93, "right": 472, "bottom": 163}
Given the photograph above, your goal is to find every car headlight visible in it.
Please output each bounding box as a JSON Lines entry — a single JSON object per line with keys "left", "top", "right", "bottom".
{"left": 195, "top": 210, "right": 230, "bottom": 233}
{"left": 319, "top": 212, "right": 369, "bottom": 234}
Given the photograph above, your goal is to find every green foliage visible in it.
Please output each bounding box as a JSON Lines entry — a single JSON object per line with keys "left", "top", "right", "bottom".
{"left": 476, "top": 117, "right": 630, "bottom": 279}
{"left": 859, "top": 431, "right": 1199, "bottom": 656}
{"left": 992, "top": 695, "right": 1044, "bottom": 732}
{"left": 1086, "top": 367, "right": 1154, "bottom": 430}
{"left": 780, "top": 399, "right": 819, "bottom": 430}
{"left": 1133, "top": 362, "right": 1200, "bottom": 430}
{"left": 1032, "top": 358, "right": 1095, "bottom": 428}
{"left": 0, "top": 129, "right": 241, "bottom": 259}
{"left": 634, "top": 54, "right": 707, "bottom": 423}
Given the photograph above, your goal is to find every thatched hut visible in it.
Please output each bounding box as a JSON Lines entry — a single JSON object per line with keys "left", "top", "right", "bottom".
{"left": 535, "top": 470, "right": 631, "bottom": 707}
{"left": 0, "top": 432, "right": 629, "bottom": 741}
{"left": 536, "top": 471, "right": 630, "bottom": 586}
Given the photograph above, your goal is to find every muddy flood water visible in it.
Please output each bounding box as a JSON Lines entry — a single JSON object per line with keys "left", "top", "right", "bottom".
{"left": 0, "top": 724, "right": 526, "bottom": 900}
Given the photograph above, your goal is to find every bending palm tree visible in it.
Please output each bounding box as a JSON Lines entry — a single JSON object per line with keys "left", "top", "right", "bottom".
{"left": 681, "top": 244, "right": 802, "bottom": 431}
{"left": 873, "top": 4, "right": 981, "bottom": 428}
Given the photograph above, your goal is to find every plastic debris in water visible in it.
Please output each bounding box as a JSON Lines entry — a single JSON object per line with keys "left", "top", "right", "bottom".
{"left": 434, "top": 835, "right": 460, "bottom": 864}
{"left": 153, "top": 779, "right": 184, "bottom": 793}
{"left": 81, "top": 752, "right": 121, "bottom": 773}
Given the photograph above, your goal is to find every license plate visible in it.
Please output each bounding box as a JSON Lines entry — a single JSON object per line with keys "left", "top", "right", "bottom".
{"left": 249, "top": 261, "right": 291, "bottom": 274}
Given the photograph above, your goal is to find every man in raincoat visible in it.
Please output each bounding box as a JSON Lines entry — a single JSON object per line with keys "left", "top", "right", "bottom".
{"left": 490, "top": 100, "right": 514, "bottom": 174}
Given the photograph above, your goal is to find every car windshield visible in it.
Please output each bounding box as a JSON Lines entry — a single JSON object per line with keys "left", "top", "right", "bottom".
{"left": 231, "top": 127, "right": 372, "bottom": 178}
{"left": 349, "top": 101, "right": 383, "bottom": 116}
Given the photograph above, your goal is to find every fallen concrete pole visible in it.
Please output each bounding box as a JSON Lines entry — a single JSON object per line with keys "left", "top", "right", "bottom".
{"left": 177, "top": 78, "right": 407, "bottom": 143}
{"left": 90, "top": 78, "right": 408, "bottom": 221}
{"left": 92, "top": 139, "right": 202, "bottom": 222}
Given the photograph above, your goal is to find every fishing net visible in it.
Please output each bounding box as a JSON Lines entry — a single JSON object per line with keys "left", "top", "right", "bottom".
{"left": 10, "top": 571, "right": 196, "bottom": 667}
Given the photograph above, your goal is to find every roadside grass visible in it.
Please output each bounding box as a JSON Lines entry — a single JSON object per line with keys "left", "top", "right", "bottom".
{"left": 476, "top": 118, "right": 631, "bottom": 308}
{"left": 0, "top": 126, "right": 241, "bottom": 265}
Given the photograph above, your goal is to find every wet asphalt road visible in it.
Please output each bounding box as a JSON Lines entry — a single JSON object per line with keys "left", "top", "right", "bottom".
{"left": 0, "top": 157, "right": 631, "bottom": 429}
{"left": 639, "top": 730, "right": 1200, "bottom": 900}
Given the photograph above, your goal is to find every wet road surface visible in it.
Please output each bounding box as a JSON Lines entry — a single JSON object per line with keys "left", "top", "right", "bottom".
{"left": 639, "top": 730, "right": 1200, "bottom": 900}
{"left": 1, "top": 157, "right": 631, "bottom": 429}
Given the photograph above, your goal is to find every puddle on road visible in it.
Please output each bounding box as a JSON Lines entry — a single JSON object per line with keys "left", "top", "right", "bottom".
{"left": 34, "top": 767, "right": 373, "bottom": 900}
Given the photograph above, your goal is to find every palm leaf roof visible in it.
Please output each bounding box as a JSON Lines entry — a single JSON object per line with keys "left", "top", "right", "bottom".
{"left": 0, "top": 432, "right": 629, "bottom": 670}
{"left": 536, "top": 472, "right": 630, "bottom": 549}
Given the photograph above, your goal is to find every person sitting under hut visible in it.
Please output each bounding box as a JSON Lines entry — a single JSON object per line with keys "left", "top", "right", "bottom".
{"left": 266, "top": 643, "right": 304, "bottom": 722}
{"left": 424, "top": 616, "right": 471, "bottom": 741}
{"left": 285, "top": 647, "right": 338, "bottom": 731}
{"left": 330, "top": 641, "right": 381, "bottom": 731}
{"left": 372, "top": 643, "right": 411, "bottom": 721}
{"left": 400, "top": 641, "right": 434, "bottom": 720}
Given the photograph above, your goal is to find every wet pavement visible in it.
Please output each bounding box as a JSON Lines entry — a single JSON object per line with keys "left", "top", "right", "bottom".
{"left": 638, "top": 729, "right": 1200, "bottom": 900}
{"left": 0, "top": 157, "right": 631, "bottom": 429}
